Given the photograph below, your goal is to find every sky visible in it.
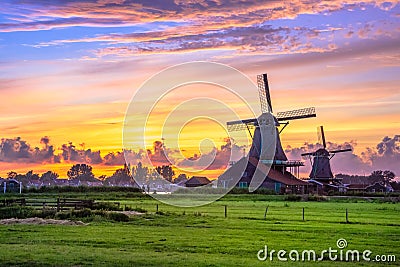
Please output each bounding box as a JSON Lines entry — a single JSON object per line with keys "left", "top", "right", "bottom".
{"left": 0, "top": 0, "right": 399, "bottom": 179}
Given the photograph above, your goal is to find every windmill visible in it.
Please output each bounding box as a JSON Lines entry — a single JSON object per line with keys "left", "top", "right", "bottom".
{"left": 221, "top": 73, "right": 316, "bottom": 192}
{"left": 227, "top": 73, "right": 316, "bottom": 163}
{"left": 301, "top": 126, "right": 352, "bottom": 184}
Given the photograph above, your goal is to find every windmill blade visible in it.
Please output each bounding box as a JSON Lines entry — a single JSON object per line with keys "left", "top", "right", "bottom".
{"left": 226, "top": 118, "right": 257, "bottom": 132}
{"left": 257, "top": 73, "right": 273, "bottom": 113}
{"left": 227, "top": 123, "right": 256, "bottom": 132}
{"left": 318, "top": 126, "right": 326, "bottom": 148}
{"left": 276, "top": 107, "right": 316, "bottom": 121}
{"left": 328, "top": 148, "right": 352, "bottom": 154}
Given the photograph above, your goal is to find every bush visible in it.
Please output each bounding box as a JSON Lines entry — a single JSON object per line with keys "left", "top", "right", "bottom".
{"left": 0, "top": 206, "right": 37, "bottom": 219}
{"left": 23, "top": 186, "right": 141, "bottom": 194}
{"left": 72, "top": 208, "right": 93, "bottom": 218}
{"left": 107, "top": 212, "right": 129, "bottom": 222}
{"left": 284, "top": 195, "right": 301, "bottom": 201}
{"left": 306, "top": 195, "right": 328, "bottom": 202}
{"left": 55, "top": 209, "right": 93, "bottom": 220}
{"left": 93, "top": 202, "right": 121, "bottom": 211}
{"left": 38, "top": 208, "right": 57, "bottom": 218}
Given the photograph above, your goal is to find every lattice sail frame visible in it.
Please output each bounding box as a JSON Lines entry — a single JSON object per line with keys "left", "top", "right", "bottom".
{"left": 276, "top": 107, "right": 316, "bottom": 121}
{"left": 257, "top": 74, "right": 272, "bottom": 113}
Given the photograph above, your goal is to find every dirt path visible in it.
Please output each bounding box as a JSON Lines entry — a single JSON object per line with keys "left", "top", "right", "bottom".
{"left": 0, "top": 217, "right": 86, "bottom": 226}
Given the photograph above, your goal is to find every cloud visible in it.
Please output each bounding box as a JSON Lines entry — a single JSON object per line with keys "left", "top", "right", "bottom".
{"left": 60, "top": 142, "right": 103, "bottom": 164}
{"left": 362, "top": 135, "right": 400, "bottom": 174}
{"left": 0, "top": 136, "right": 56, "bottom": 163}
{"left": 176, "top": 137, "right": 245, "bottom": 170}
{"left": 3, "top": 0, "right": 398, "bottom": 32}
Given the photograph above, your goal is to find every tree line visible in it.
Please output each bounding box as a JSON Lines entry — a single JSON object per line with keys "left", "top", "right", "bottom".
{"left": 2, "top": 162, "right": 188, "bottom": 187}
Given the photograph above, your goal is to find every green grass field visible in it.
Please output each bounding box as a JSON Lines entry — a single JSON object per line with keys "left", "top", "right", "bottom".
{"left": 0, "top": 193, "right": 399, "bottom": 266}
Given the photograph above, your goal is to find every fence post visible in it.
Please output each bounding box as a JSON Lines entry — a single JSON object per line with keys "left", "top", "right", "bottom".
{"left": 156, "top": 204, "right": 159, "bottom": 213}
{"left": 264, "top": 206, "right": 269, "bottom": 220}
{"left": 302, "top": 207, "right": 305, "bottom": 221}
{"left": 346, "top": 208, "right": 349, "bottom": 223}
{"left": 224, "top": 205, "right": 227, "bottom": 218}
{"left": 57, "top": 198, "right": 60, "bottom": 212}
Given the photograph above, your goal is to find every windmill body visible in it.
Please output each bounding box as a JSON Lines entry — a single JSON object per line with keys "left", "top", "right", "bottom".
{"left": 218, "top": 73, "right": 316, "bottom": 193}
{"left": 309, "top": 148, "right": 333, "bottom": 179}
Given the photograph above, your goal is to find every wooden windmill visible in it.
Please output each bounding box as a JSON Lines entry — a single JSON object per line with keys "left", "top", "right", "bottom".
{"left": 219, "top": 73, "right": 316, "bottom": 193}
{"left": 301, "top": 126, "right": 352, "bottom": 185}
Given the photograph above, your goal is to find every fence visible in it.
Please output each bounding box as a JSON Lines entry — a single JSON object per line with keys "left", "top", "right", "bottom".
{"left": 0, "top": 198, "right": 94, "bottom": 212}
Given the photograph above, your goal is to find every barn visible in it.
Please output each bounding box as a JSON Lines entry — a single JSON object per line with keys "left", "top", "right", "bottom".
{"left": 185, "top": 176, "right": 211, "bottom": 187}
{"left": 218, "top": 157, "right": 308, "bottom": 194}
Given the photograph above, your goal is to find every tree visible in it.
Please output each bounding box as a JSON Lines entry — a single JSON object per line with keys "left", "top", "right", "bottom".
{"left": 7, "top": 171, "right": 17, "bottom": 179}
{"left": 155, "top": 165, "right": 174, "bottom": 182}
{"left": 25, "top": 170, "right": 39, "bottom": 181}
{"left": 40, "top": 171, "right": 59, "bottom": 186}
{"left": 104, "top": 164, "right": 136, "bottom": 186}
{"left": 174, "top": 173, "right": 187, "bottom": 184}
{"left": 67, "top": 164, "right": 95, "bottom": 181}
{"left": 369, "top": 170, "right": 396, "bottom": 186}
{"left": 383, "top": 170, "right": 395, "bottom": 185}
{"left": 132, "top": 162, "right": 149, "bottom": 183}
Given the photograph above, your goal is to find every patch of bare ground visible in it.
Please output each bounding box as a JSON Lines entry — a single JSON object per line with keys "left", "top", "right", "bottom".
{"left": 0, "top": 217, "right": 86, "bottom": 226}
{"left": 119, "top": 211, "right": 144, "bottom": 216}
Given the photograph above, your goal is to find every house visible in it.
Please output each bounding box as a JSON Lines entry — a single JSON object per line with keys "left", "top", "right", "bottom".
{"left": 218, "top": 157, "right": 308, "bottom": 194}
{"left": 390, "top": 182, "right": 400, "bottom": 192}
{"left": 1, "top": 178, "right": 22, "bottom": 193}
{"left": 185, "top": 176, "right": 211, "bottom": 187}
{"left": 365, "top": 182, "right": 393, "bottom": 193}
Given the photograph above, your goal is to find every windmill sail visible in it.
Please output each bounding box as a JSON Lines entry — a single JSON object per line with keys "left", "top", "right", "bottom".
{"left": 329, "top": 148, "right": 352, "bottom": 154}
{"left": 317, "top": 126, "right": 326, "bottom": 148}
{"left": 226, "top": 118, "right": 257, "bottom": 132}
{"left": 276, "top": 107, "right": 316, "bottom": 121}
{"left": 257, "top": 74, "right": 273, "bottom": 113}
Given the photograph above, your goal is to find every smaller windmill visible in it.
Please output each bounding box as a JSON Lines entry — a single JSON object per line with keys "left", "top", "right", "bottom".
{"left": 301, "top": 126, "right": 352, "bottom": 185}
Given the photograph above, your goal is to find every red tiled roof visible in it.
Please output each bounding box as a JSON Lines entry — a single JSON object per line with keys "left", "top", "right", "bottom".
{"left": 248, "top": 157, "right": 308, "bottom": 186}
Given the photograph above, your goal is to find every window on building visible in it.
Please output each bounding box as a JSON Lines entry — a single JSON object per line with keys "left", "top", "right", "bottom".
{"left": 239, "top": 182, "right": 248, "bottom": 188}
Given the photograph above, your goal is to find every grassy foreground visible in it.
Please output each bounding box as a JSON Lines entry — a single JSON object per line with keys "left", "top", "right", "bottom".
{"left": 0, "top": 194, "right": 399, "bottom": 266}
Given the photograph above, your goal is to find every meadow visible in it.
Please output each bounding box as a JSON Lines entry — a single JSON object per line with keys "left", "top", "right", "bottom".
{"left": 0, "top": 193, "right": 399, "bottom": 266}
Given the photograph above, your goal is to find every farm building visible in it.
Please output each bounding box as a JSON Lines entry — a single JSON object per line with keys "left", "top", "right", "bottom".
{"left": 218, "top": 157, "right": 308, "bottom": 194}
{"left": 185, "top": 176, "right": 211, "bottom": 187}
{"left": 0, "top": 178, "right": 22, "bottom": 193}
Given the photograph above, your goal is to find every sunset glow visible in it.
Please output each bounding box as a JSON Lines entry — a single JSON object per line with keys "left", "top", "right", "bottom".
{"left": 0, "top": 1, "right": 399, "bottom": 179}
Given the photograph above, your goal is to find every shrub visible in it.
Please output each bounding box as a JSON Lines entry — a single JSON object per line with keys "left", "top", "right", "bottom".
{"left": 72, "top": 208, "right": 93, "bottom": 218}
{"left": 93, "top": 202, "right": 121, "bottom": 211}
{"left": 284, "top": 195, "right": 301, "bottom": 201}
{"left": 0, "top": 206, "right": 37, "bottom": 219}
{"left": 306, "top": 195, "right": 328, "bottom": 202}
{"left": 107, "top": 212, "right": 129, "bottom": 222}
{"left": 23, "top": 186, "right": 141, "bottom": 194}
{"left": 38, "top": 208, "right": 57, "bottom": 218}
